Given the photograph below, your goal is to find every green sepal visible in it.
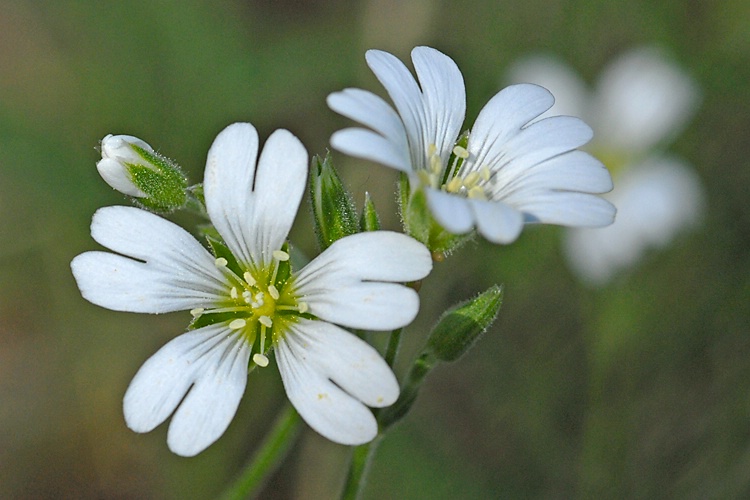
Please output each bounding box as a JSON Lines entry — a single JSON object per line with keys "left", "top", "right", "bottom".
{"left": 399, "top": 174, "right": 472, "bottom": 258}
{"left": 359, "top": 192, "right": 381, "bottom": 232}
{"left": 128, "top": 144, "right": 188, "bottom": 212}
{"left": 310, "top": 153, "right": 359, "bottom": 250}
{"left": 427, "top": 284, "right": 503, "bottom": 362}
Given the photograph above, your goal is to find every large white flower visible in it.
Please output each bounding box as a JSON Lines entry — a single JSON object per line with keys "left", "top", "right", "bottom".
{"left": 327, "top": 46, "right": 615, "bottom": 245}
{"left": 509, "top": 47, "right": 703, "bottom": 284}
{"left": 71, "top": 123, "right": 432, "bottom": 456}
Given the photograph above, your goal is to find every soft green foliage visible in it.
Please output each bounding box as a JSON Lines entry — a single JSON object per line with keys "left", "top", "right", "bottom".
{"left": 310, "top": 153, "right": 359, "bottom": 250}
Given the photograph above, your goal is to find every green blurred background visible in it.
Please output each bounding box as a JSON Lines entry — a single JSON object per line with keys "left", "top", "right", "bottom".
{"left": 1, "top": 0, "right": 749, "bottom": 498}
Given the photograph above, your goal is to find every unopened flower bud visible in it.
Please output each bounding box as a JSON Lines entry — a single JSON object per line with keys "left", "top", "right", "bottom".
{"left": 310, "top": 153, "right": 359, "bottom": 250}
{"left": 427, "top": 284, "right": 503, "bottom": 362}
{"left": 97, "top": 134, "right": 188, "bottom": 212}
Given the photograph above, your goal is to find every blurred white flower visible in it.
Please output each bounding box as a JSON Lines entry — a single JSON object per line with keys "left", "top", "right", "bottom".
{"left": 72, "top": 123, "right": 432, "bottom": 456}
{"left": 509, "top": 48, "right": 704, "bottom": 284}
{"left": 328, "top": 46, "right": 615, "bottom": 245}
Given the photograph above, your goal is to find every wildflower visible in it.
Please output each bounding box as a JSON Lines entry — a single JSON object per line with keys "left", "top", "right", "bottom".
{"left": 328, "top": 46, "right": 615, "bottom": 250}
{"left": 72, "top": 123, "right": 432, "bottom": 456}
{"left": 509, "top": 48, "right": 703, "bottom": 284}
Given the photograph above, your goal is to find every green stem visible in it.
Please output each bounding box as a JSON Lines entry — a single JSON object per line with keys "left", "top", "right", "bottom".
{"left": 220, "top": 404, "right": 302, "bottom": 500}
{"left": 340, "top": 436, "right": 383, "bottom": 500}
{"left": 383, "top": 327, "right": 403, "bottom": 367}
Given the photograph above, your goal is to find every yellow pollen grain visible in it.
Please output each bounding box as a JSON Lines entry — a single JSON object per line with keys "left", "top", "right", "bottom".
{"left": 229, "top": 318, "right": 246, "bottom": 330}
{"left": 268, "top": 285, "right": 280, "bottom": 300}
{"left": 259, "top": 315, "right": 273, "bottom": 327}
{"left": 214, "top": 257, "right": 228, "bottom": 268}
{"left": 253, "top": 353, "right": 269, "bottom": 367}
{"left": 272, "top": 250, "right": 290, "bottom": 261}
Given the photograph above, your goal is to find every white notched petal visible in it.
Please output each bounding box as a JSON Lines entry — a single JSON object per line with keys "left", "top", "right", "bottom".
{"left": 411, "top": 46, "right": 466, "bottom": 162}
{"left": 289, "top": 320, "right": 398, "bottom": 407}
{"left": 327, "top": 88, "right": 409, "bottom": 156}
{"left": 71, "top": 206, "right": 226, "bottom": 313}
{"left": 424, "top": 187, "right": 474, "bottom": 234}
{"left": 470, "top": 84, "right": 555, "bottom": 168}
{"left": 366, "top": 49, "right": 431, "bottom": 170}
{"left": 276, "top": 326, "right": 380, "bottom": 445}
{"left": 295, "top": 231, "right": 431, "bottom": 331}
{"left": 330, "top": 128, "right": 411, "bottom": 172}
{"left": 506, "top": 55, "right": 590, "bottom": 120}
{"left": 516, "top": 191, "right": 616, "bottom": 227}
{"left": 485, "top": 116, "right": 593, "bottom": 189}
{"left": 204, "top": 122, "right": 260, "bottom": 267}
{"left": 468, "top": 199, "right": 525, "bottom": 244}
{"left": 123, "top": 325, "right": 250, "bottom": 456}
{"left": 204, "top": 124, "right": 307, "bottom": 268}
{"left": 246, "top": 129, "right": 308, "bottom": 266}
{"left": 499, "top": 151, "right": 613, "bottom": 195}
{"left": 204, "top": 124, "right": 308, "bottom": 268}
{"left": 594, "top": 47, "right": 699, "bottom": 151}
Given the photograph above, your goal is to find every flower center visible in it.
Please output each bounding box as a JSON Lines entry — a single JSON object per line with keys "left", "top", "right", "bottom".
{"left": 418, "top": 143, "right": 491, "bottom": 201}
{"left": 190, "top": 246, "right": 308, "bottom": 368}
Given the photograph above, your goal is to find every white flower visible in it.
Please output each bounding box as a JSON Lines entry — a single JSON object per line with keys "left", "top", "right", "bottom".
{"left": 327, "top": 46, "right": 615, "bottom": 245}
{"left": 71, "top": 123, "right": 432, "bottom": 456}
{"left": 509, "top": 48, "right": 703, "bottom": 284}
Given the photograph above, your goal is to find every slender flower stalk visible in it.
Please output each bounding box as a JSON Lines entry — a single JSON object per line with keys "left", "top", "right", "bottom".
{"left": 328, "top": 46, "right": 615, "bottom": 250}
{"left": 72, "top": 122, "right": 432, "bottom": 456}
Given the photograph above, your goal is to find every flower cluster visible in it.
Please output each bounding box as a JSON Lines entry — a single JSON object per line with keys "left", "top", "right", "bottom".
{"left": 72, "top": 46, "right": 618, "bottom": 456}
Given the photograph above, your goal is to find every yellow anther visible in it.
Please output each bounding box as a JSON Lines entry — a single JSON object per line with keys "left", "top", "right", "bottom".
{"left": 272, "top": 250, "right": 290, "bottom": 262}
{"left": 480, "top": 165, "right": 491, "bottom": 182}
{"left": 190, "top": 308, "right": 204, "bottom": 317}
{"left": 229, "top": 319, "right": 246, "bottom": 330}
{"left": 427, "top": 143, "right": 437, "bottom": 156}
{"left": 418, "top": 170, "right": 433, "bottom": 187}
{"left": 463, "top": 171, "right": 480, "bottom": 189}
{"left": 445, "top": 176, "right": 462, "bottom": 193}
{"left": 298, "top": 302, "right": 309, "bottom": 314}
{"left": 253, "top": 353, "right": 269, "bottom": 367}
{"left": 467, "top": 186, "right": 487, "bottom": 200}
{"left": 214, "top": 257, "right": 228, "bottom": 268}
{"left": 268, "top": 285, "right": 280, "bottom": 300}
{"left": 243, "top": 272, "right": 256, "bottom": 286}
{"left": 259, "top": 316, "right": 273, "bottom": 327}
{"left": 430, "top": 154, "right": 442, "bottom": 174}
{"left": 230, "top": 287, "right": 238, "bottom": 299}
{"left": 452, "top": 145, "right": 469, "bottom": 159}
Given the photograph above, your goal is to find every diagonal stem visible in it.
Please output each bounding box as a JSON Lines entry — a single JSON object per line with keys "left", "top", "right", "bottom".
{"left": 221, "top": 403, "right": 302, "bottom": 500}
